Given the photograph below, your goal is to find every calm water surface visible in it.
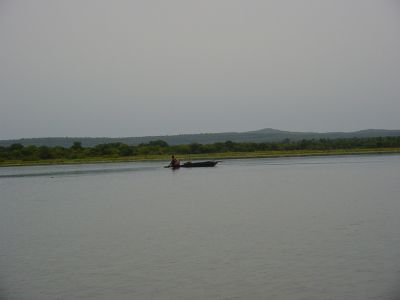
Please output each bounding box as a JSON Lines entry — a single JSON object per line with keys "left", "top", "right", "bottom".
{"left": 1, "top": 155, "right": 399, "bottom": 299}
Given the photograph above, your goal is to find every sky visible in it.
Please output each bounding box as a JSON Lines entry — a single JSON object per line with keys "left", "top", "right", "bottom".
{"left": 1, "top": 0, "right": 400, "bottom": 139}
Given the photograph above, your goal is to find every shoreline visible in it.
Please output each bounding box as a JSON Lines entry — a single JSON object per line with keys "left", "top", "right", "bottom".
{"left": 1, "top": 148, "right": 400, "bottom": 167}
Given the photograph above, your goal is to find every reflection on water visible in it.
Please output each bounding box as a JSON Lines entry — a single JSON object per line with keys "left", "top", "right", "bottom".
{"left": 0, "top": 155, "right": 399, "bottom": 299}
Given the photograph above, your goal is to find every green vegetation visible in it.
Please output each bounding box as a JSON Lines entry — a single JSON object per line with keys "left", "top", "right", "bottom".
{"left": 1, "top": 136, "right": 400, "bottom": 166}
{"left": 2, "top": 128, "right": 400, "bottom": 147}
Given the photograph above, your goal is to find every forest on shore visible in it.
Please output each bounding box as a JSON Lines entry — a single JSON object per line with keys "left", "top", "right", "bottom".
{"left": 1, "top": 136, "right": 400, "bottom": 164}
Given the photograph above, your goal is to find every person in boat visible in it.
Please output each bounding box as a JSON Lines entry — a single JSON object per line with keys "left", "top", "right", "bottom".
{"left": 169, "top": 155, "right": 180, "bottom": 168}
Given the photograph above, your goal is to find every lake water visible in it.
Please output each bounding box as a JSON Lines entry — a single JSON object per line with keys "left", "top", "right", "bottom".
{"left": 1, "top": 155, "right": 399, "bottom": 299}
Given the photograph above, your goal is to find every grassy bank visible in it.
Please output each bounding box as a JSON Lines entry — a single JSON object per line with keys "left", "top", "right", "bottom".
{"left": 1, "top": 148, "right": 399, "bottom": 167}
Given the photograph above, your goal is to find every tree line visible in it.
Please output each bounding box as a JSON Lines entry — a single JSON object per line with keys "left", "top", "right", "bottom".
{"left": 1, "top": 136, "right": 400, "bottom": 162}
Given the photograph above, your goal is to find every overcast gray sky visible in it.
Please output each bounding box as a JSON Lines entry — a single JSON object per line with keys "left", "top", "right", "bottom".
{"left": 1, "top": 0, "right": 399, "bottom": 139}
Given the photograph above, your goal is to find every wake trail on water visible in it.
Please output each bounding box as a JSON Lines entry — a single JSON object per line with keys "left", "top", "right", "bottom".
{"left": 0, "top": 166, "right": 160, "bottom": 178}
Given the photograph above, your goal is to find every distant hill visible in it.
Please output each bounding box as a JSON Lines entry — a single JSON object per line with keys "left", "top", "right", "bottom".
{"left": 1, "top": 128, "right": 400, "bottom": 147}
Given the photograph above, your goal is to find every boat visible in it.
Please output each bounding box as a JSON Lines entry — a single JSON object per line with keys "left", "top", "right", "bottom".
{"left": 165, "top": 161, "right": 220, "bottom": 169}
{"left": 181, "top": 161, "right": 219, "bottom": 168}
